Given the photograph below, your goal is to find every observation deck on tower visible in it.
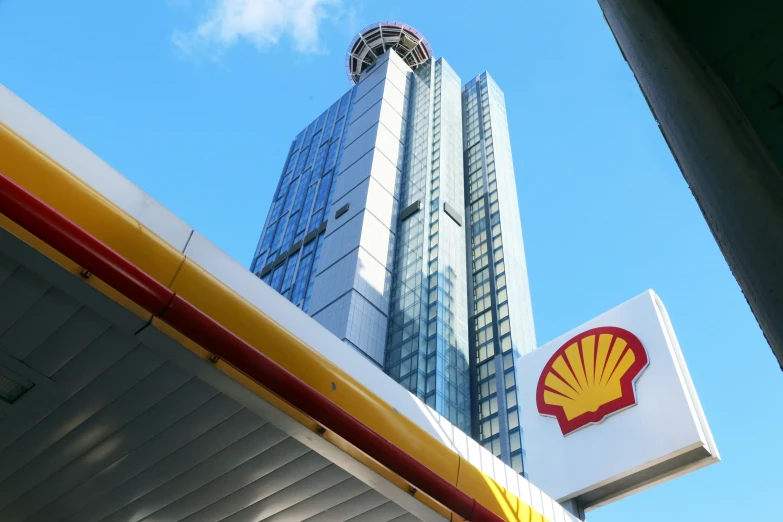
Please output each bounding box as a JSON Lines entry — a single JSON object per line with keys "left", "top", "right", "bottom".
{"left": 345, "top": 21, "right": 433, "bottom": 85}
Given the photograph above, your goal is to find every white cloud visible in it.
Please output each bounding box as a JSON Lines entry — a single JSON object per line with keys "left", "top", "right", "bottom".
{"left": 173, "top": 0, "right": 344, "bottom": 57}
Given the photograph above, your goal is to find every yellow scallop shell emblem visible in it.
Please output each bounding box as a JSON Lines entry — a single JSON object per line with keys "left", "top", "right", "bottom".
{"left": 536, "top": 326, "right": 649, "bottom": 435}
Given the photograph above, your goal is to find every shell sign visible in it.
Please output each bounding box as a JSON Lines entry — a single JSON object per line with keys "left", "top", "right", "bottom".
{"left": 536, "top": 326, "right": 649, "bottom": 435}
{"left": 520, "top": 291, "right": 719, "bottom": 507}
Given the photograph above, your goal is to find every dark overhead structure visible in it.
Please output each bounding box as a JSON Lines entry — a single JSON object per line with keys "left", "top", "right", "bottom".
{"left": 596, "top": 0, "right": 783, "bottom": 370}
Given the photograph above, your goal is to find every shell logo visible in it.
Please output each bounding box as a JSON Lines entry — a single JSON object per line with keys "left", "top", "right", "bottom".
{"left": 536, "top": 326, "right": 649, "bottom": 436}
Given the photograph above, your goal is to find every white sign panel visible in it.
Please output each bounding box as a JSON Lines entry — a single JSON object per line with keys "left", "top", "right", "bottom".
{"left": 518, "top": 290, "right": 719, "bottom": 509}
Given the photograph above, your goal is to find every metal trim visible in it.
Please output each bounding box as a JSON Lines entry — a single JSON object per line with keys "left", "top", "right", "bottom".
{"left": 303, "top": 230, "right": 318, "bottom": 244}
{"left": 443, "top": 202, "right": 463, "bottom": 227}
{"left": 288, "top": 240, "right": 304, "bottom": 257}
{"left": 259, "top": 263, "right": 274, "bottom": 277}
{"left": 273, "top": 253, "right": 287, "bottom": 267}
{"left": 335, "top": 203, "right": 350, "bottom": 219}
{"left": 399, "top": 200, "right": 422, "bottom": 221}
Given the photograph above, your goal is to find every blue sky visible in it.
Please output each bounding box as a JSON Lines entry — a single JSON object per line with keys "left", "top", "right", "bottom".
{"left": 1, "top": 0, "right": 780, "bottom": 520}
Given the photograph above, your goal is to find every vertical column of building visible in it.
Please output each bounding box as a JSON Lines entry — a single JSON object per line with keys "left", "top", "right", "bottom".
{"left": 384, "top": 58, "right": 472, "bottom": 432}
{"left": 427, "top": 59, "right": 471, "bottom": 431}
{"left": 307, "top": 51, "right": 412, "bottom": 366}
{"left": 463, "top": 73, "right": 536, "bottom": 475}
{"left": 483, "top": 76, "right": 537, "bottom": 360}
{"left": 433, "top": 60, "right": 473, "bottom": 431}
{"left": 252, "top": 89, "right": 357, "bottom": 314}
{"left": 383, "top": 59, "right": 433, "bottom": 403}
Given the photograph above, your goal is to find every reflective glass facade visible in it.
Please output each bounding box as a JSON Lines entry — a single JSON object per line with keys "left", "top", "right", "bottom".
{"left": 253, "top": 55, "right": 535, "bottom": 475}
{"left": 251, "top": 88, "right": 356, "bottom": 312}
{"left": 385, "top": 60, "right": 433, "bottom": 402}
{"left": 385, "top": 58, "right": 471, "bottom": 433}
{"left": 463, "top": 73, "right": 535, "bottom": 475}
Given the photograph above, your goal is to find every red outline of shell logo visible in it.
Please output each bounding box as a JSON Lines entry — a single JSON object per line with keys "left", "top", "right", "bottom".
{"left": 536, "top": 326, "right": 649, "bottom": 436}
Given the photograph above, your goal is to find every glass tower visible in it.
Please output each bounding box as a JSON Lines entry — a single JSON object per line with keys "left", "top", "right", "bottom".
{"left": 251, "top": 22, "right": 536, "bottom": 474}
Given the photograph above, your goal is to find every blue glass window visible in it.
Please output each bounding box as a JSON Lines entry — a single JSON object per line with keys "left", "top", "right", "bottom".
{"left": 303, "top": 121, "right": 316, "bottom": 149}
{"left": 281, "top": 254, "right": 299, "bottom": 293}
{"left": 336, "top": 91, "right": 352, "bottom": 121}
{"left": 291, "top": 252, "right": 313, "bottom": 306}
{"left": 296, "top": 184, "right": 318, "bottom": 235}
{"left": 307, "top": 209, "right": 324, "bottom": 232}
{"left": 291, "top": 239, "right": 317, "bottom": 305}
{"left": 282, "top": 211, "right": 299, "bottom": 247}
{"left": 334, "top": 131, "right": 349, "bottom": 171}
{"left": 270, "top": 263, "right": 286, "bottom": 291}
{"left": 314, "top": 110, "right": 327, "bottom": 133}
{"left": 324, "top": 170, "right": 339, "bottom": 218}
{"left": 309, "top": 209, "right": 324, "bottom": 232}
{"left": 277, "top": 171, "right": 292, "bottom": 200}
{"left": 270, "top": 214, "right": 289, "bottom": 254}
{"left": 282, "top": 177, "right": 301, "bottom": 215}
{"left": 294, "top": 145, "right": 309, "bottom": 174}
{"left": 325, "top": 141, "right": 341, "bottom": 171}
{"left": 323, "top": 103, "right": 338, "bottom": 140}
{"left": 344, "top": 92, "right": 355, "bottom": 122}
{"left": 305, "top": 132, "right": 322, "bottom": 170}
{"left": 292, "top": 129, "right": 305, "bottom": 152}
{"left": 259, "top": 220, "right": 277, "bottom": 255}
{"left": 313, "top": 143, "right": 330, "bottom": 177}
{"left": 292, "top": 168, "right": 315, "bottom": 212}
{"left": 313, "top": 171, "right": 332, "bottom": 211}
{"left": 332, "top": 119, "right": 345, "bottom": 142}
{"left": 283, "top": 149, "right": 299, "bottom": 176}
{"left": 303, "top": 233, "right": 325, "bottom": 312}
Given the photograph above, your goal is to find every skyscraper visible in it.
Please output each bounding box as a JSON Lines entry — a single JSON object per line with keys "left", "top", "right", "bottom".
{"left": 250, "top": 22, "right": 535, "bottom": 474}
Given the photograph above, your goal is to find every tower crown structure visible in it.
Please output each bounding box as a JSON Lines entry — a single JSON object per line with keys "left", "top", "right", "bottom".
{"left": 345, "top": 21, "right": 433, "bottom": 85}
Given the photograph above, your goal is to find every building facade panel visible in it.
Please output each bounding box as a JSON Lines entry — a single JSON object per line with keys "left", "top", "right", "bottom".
{"left": 341, "top": 124, "right": 381, "bottom": 168}
{"left": 329, "top": 176, "right": 398, "bottom": 233}
{"left": 345, "top": 103, "right": 386, "bottom": 147}
{"left": 351, "top": 89, "right": 408, "bottom": 132}
{"left": 355, "top": 51, "right": 411, "bottom": 104}
{"left": 308, "top": 249, "right": 360, "bottom": 314}
{"left": 310, "top": 291, "right": 351, "bottom": 341}
{"left": 316, "top": 213, "right": 365, "bottom": 269}
{"left": 373, "top": 123, "right": 406, "bottom": 169}
{"left": 354, "top": 245, "right": 394, "bottom": 310}
{"left": 351, "top": 81, "right": 387, "bottom": 121}
{"left": 343, "top": 291, "right": 389, "bottom": 364}
{"left": 333, "top": 148, "right": 401, "bottom": 205}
